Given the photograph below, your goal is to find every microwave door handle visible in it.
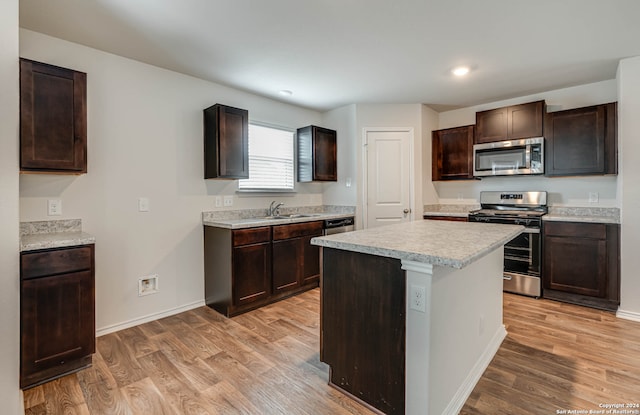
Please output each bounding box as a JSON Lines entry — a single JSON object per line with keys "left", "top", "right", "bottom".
{"left": 525, "top": 145, "right": 531, "bottom": 169}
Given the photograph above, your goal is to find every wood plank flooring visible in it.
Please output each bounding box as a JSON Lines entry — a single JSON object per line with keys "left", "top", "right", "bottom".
{"left": 24, "top": 290, "right": 640, "bottom": 414}
{"left": 461, "top": 294, "right": 640, "bottom": 414}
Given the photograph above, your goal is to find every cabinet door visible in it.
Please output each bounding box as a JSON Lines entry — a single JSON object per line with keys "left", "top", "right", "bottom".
{"left": 475, "top": 107, "right": 508, "bottom": 144}
{"left": 204, "top": 104, "right": 249, "bottom": 179}
{"left": 475, "top": 101, "right": 544, "bottom": 144}
{"left": 20, "top": 59, "right": 87, "bottom": 173}
{"left": 543, "top": 222, "right": 607, "bottom": 297}
{"left": 301, "top": 234, "right": 321, "bottom": 285}
{"left": 432, "top": 125, "right": 474, "bottom": 180}
{"left": 232, "top": 242, "right": 271, "bottom": 306}
{"left": 313, "top": 127, "right": 337, "bottom": 181}
{"left": 21, "top": 270, "right": 95, "bottom": 383}
{"left": 545, "top": 103, "right": 617, "bottom": 176}
{"left": 507, "top": 101, "right": 544, "bottom": 140}
{"left": 272, "top": 238, "right": 302, "bottom": 293}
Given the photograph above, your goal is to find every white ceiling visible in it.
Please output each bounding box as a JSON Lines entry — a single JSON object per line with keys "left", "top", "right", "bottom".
{"left": 19, "top": 0, "right": 640, "bottom": 112}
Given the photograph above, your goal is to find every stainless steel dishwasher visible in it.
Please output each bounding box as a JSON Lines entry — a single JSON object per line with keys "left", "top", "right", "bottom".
{"left": 323, "top": 217, "right": 355, "bottom": 235}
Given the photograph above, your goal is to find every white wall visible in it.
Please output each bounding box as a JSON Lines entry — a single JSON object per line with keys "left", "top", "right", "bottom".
{"left": 0, "top": 0, "right": 22, "bottom": 412}
{"left": 19, "top": 30, "right": 323, "bottom": 332}
{"left": 421, "top": 105, "right": 440, "bottom": 205}
{"left": 355, "top": 104, "right": 425, "bottom": 227}
{"left": 435, "top": 80, "right": 619, "bottom": 207}
{"left": 321, "top": 104, "right": 358, "bottom": 207}
{"left": 618, "top": 57, "right": 640, "bottom": 318}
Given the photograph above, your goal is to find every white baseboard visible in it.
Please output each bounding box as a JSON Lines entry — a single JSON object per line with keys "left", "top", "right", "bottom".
{"left": 442, "top": 325, "right": 508, "bottom": 415}
{"left": 96, "top": 299, "right": 206, "bottom": 337}
{"left": 616, "top": 308, "right": 640, "bottom": 323}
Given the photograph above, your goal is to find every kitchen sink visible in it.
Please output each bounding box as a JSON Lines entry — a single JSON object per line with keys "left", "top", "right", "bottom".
{"left": 254, "top": 213, "right": 319, "bottom": 220}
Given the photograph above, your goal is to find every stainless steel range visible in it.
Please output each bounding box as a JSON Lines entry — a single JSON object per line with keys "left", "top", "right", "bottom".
{"left": 468, "top": 191, "right": 548, "bottom": 297}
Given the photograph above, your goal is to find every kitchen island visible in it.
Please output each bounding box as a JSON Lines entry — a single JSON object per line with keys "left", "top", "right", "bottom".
{"left": 311, "top": 220, "right": 522, "bottom": 415}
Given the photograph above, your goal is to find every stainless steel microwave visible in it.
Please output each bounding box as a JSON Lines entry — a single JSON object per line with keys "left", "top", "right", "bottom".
{"left": 473, "top": 137, "right": 544, "bottom": 177}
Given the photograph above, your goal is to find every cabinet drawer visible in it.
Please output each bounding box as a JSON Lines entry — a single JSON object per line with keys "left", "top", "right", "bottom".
{"left": 21, "top": 246, "right": 93, "bottom": 280}
{"left": 233, "top": 227, "right": 271, "bottom": 247}
{"left": 544, "top": 221, "right": 606, "bottom": 239}
{"left": 273, "top": 221, "right": 323, "bottom": 241}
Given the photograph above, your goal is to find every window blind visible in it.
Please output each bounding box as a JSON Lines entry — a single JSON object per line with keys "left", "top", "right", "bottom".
{"left": 238, "top": 124, "right": 295, "bottom": 190}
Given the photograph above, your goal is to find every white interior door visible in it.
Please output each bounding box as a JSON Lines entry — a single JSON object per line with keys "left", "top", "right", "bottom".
{"left": 364, "top": 128, "right": 413, "bottom": 228}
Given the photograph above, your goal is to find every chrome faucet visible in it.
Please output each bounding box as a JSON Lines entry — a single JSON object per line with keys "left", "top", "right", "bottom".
{"left": 268, "top": 201, "right": 284, "bottom": 216}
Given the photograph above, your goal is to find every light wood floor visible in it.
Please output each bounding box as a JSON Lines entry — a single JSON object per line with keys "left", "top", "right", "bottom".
{"left": 24, "top": 290, "right": 640, "bottom": 414}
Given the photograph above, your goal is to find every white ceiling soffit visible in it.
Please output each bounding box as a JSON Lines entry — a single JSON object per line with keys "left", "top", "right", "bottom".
{"left": 19, "top": 0, "right": 640, "bottom": 112}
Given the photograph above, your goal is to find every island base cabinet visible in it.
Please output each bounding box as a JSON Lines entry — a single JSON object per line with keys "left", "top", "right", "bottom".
{"left": 321, "top": 248, "right": 405, "bottom": 415}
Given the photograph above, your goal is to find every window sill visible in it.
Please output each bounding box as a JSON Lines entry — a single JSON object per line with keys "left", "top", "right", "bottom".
{"left": 236, "top": 189, "right": 297, "bottom": 196}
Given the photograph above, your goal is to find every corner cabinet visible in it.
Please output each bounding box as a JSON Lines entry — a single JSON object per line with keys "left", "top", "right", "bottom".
{"left": 542, "top": 221, "right": 620, "bottom": 311}
{"left": 20, "top": 59, "right": 87, "bottom": 174}
{"left": 544, "top": 102, "right": 617, "bottom": 176}
{"left": 204, "top": 221, "right": 323, "bottom": 317}
{"left": 432, "top": 125, "right": 474, "bottom": 181}
{"left": 475, "top": 100, "right": 545, "bottom": 144}
{"left": 297, "top": 125, "right": 337, "bottom": 182}
{"left": 20, "top": 245, "right": 95, "bottom": 389}
{"left": 204, "top": 104, "right": 249, "bottom": 179}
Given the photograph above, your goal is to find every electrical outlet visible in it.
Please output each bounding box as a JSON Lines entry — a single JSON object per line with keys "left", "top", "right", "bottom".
{"left": 223, "top": 195, "right": 233, "bottom": 207}
{"left": 47, "top": 199, "right": 62, "bottom": 216}
{"left": 589, "top": 192, "right": 599, "bottom": 203}
{"left": 138, "top": 275, "right": 159, "bottom": 296}
{"left": 409, "top": 284, "right": 426, "bottom": 313}
{"left": 138, "top": 197, "right": 150, "bottom": 212}
{"left": 215, "top": 196, "right": 222, "bottom": 208}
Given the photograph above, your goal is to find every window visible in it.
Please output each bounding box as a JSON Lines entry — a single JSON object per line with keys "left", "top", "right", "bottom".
{"left": 238, "top": 123, "right": 295, "bottom": 191}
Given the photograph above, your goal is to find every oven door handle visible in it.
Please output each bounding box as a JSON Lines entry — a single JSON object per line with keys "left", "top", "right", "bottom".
{"left": 521, "top": 227, "right": 540, "bottom": 234}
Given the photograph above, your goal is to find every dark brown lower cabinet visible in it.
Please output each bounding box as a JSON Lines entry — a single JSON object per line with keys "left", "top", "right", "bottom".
{"left": 321, "top": 248, "right": 405, "bottom": 415}
{"left": 204, "top": 221, "right": 323, "bottom": 317}
{"left": 232, "top": 240, "right": 271, "bottom": 307}
{"left": 20, "top": 245, "right": 95, "bottom": 389}
{"left": 543, "top": 221, "right": 620, "bottom": 311}
{"left": 272, "top": 221, "right": 323, "bottom": 294}
{"left": 423, "top": 215, "right": 468, "bottom": 222}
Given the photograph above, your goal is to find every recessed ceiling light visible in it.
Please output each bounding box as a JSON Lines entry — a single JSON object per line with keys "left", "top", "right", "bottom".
{"left": 452, "top": 66, "right": 470, "bottom": 77}
{"left": 278, "top": 89, "right": 293, "bottom": 96}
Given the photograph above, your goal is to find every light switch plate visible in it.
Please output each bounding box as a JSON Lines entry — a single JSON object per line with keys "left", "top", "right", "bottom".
{"left": 138, "top": 197, "right": 150, "bottom": 212}
{"left": 47, "top": 199, "right": 62, "bottom": 216}
{"left": 215, "top": 196, "right": 222, "bottom": 208}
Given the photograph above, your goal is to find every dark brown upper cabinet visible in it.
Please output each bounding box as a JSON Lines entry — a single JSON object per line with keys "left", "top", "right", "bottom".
{"left": 20, "top": 59, "right": 87, "bottom": 174}
{"left": 544, "top": 102, "right": 617, "bottom": 176}
{"left": 204, "top": 103, "right": 249, "bottom": 179}
{"left": 297, "top": 125, "right": 337, "bottom": 182}
{"left": 432, "top": 125, "right": 474, "bottom": 181}
{"left": 475, "top": 100, "right": 545, "bottom": 144}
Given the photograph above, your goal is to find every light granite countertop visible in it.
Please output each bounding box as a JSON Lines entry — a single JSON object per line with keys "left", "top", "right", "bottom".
{"left": 202, "top": 205, "right": 355, "bottom": 229}
{"left": 20, "top": 219, "right": 96, "bottom": 252}
{"left": 423, "top": 204, "right": 620, "bottom": 224}
{"left": 543, "top": 207, "right": 620, "bottom": 224}
{"left": 311, "top": 220, "right": 523, "bottom": 269}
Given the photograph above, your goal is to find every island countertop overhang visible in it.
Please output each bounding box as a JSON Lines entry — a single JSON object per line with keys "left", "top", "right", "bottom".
{"left": 311, "top": 220, "right": 523, "bottom": 269}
